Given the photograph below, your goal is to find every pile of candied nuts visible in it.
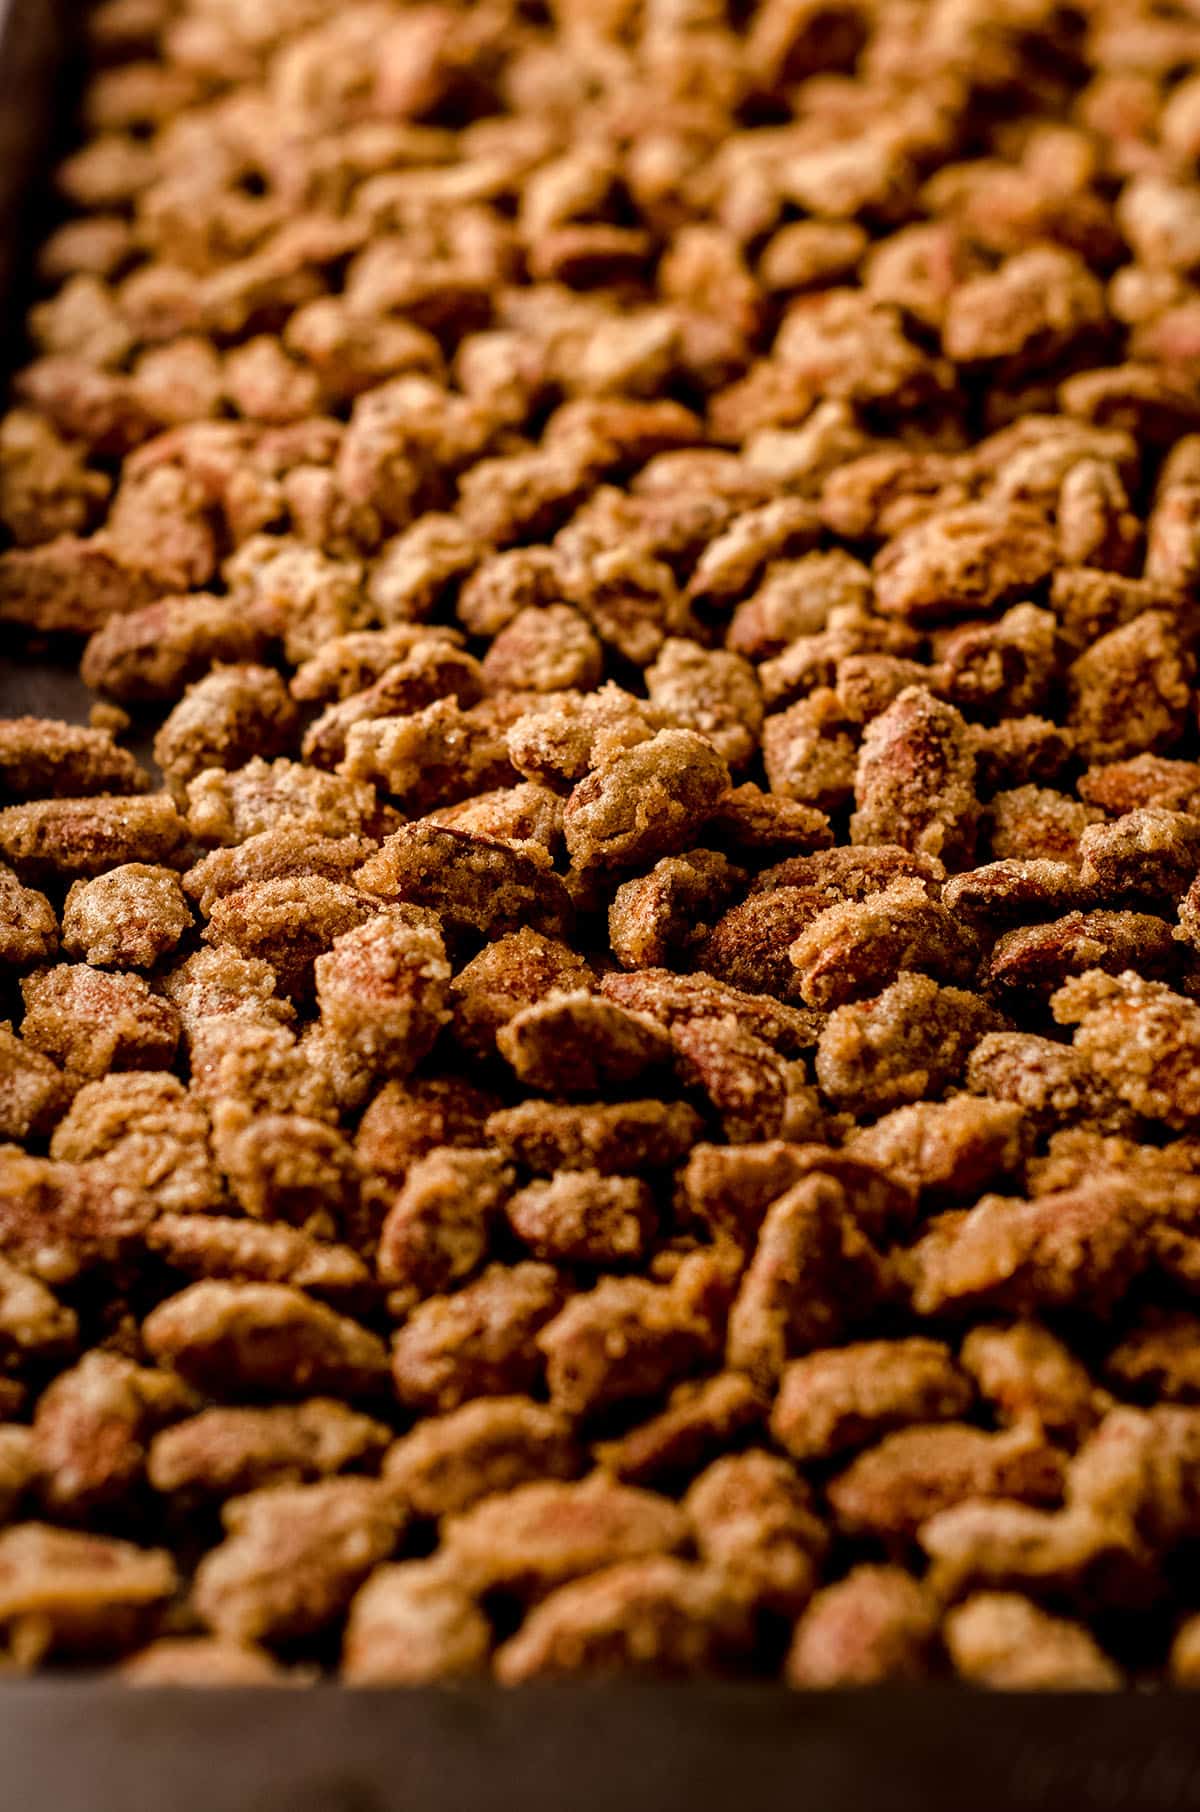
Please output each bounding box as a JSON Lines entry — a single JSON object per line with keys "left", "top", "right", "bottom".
{"left": 1, "top": 0, "right": 1200, "bottom": 1692}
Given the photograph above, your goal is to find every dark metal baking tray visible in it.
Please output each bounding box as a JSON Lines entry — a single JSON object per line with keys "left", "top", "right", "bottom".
{"left": 4, "top": 3, "right": 1200, "bottom": 1806}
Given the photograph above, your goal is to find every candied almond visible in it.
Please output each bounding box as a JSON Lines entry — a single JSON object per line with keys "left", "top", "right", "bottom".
{"left": 1078, "top": 808, "right": 1200, "bottom": 905}
{"left": 443, "top": 1474, "right": 688, "bottom": 1600}
{"left": 815, "top": 972, "right": 1003, "bottom": 1116}
{"left": 789, "top": 880, "right": 977, "bottom": 1010}
{"left": 355, "top": 1075, "right": 498, "bottom": 1192}
{"left": 1068, "top": 612, "right": 1193, "bottom": 764}
{"left": 118, "top": 1638, "right": 294, "bottom": 1687}
{"left": 0, "top": 793, "right": 186, "bottom": 880}
{"left": 685, "top": 1449, "right": 827, "bottom": 1615}
{"left": 680, "top": 1139, "right": 913, "bottom": 1248}
{"left": 314, "top": 906, "right": 450, "bottom": 1078}
{"left": 987, "top": 785, "right": 1102, "bottom": 866}
{"left": 772, "top": 1340, "right": 974, "bottom": 1465}
{"left": 148, "top": 1400, "right": 390, "bottom": 1502}
{"left": 0, "top": 1026, "right": 69, "bottom": 1143}
{"left": 376, "top": 1147, "right": 510, "bottom": 1296}
{"left": 907, "top": 1180, "right": 1150, "bottom": 1320}
{"left": 983, "top": 910, "right": 1178, "bottom": 1004}
{"left": 0, "top": 717, "right": 144, "bottom": 799}
{"left": 143, "top": 1282, "right": 389, "bottom": 1400}
{"left": 21, "top": 964, "right": 180, "bottom": 1079}
{"left": 594, "top": 1374, "right": 765, "bottom": 1490}
{"left": 827, "top": 1423, "right": 1067, "bottom": 1545}
{"left": 1052, "top": 971, "right": 1200, "bottom": 1131}
{"left": 186, "top": 757, "right": 381, "bottom": 847}
{"left": 487, "top": 1097, "right": 703, "bottom": 1178}
{"left": 873, "top": 506, "right": 1058, "bottom": 625}
{"left": 61, "top": 864, "right": 192, "bottom": 969}
{"left": 384, "top": 1397, "right": 580, "bottom": 1522}
{"left": 961, "top": 1323, "right": 1106, "bottom": 1440}
{"left": 146, "top": 1215, "right": 371, "bottom": 1301}
{"left": 944, "top": 1592, "right": 1120, "bottom": 1690}
{"left": 343, "top": 1560, "right": 491, "bottom": 1685}
{"left": 32, "top": 1350, "right": 196, "bottom": 1518}
{"left": 498, "top": 992, "right": 673, "bottom": 1097}
{"left": 51, "top": 1071, "right": 221, "bottom": 1216}
{"left": 0, "top": 1149, "right": 154, "bottom": 1284}
{"left": 184, "top": 829, "right": 377, "bottom": 916}
{"left": 600, "top": 970, "right": 820, "bottom": 1058}
{"left": 0, "top": 1524, "right": 175, "bottom": 1664}
{"left": 786, "top": 1566, "right": 937, "bottom": 1687}
{"left": 0, "top": 1256, "right": 76, "bottom": 1359}
{"left": 204, "top": 876, "right": 374, "bottom": 1001}
{"left": 193, "top": 1479, "right": 404, "bottom": 1646}
{"left": 725, "top": 1176, "right": 888, "bottom": 1390}
{"left": 506, "top": 1171, "right": 655, "bottom": 1268}
{"left": 850, "top": 685, "right": 979, "bottom": 869}
{"left": 0, "top": 867, "right": 58, "bottom": 968}
{"left": 391, "top": 1262, "right": 564, "bottom": 1415}
{"left": 539, "top": 1271, "right": 720, "bottom": 1419}
{"left": 494, "top": 1557, "right": 751, "bottom": 1683}
{"left": 563, "top": 730, "right": 730, "bottom": 877}
{"left": 356, "top": 824, "right": 573, "bottom": 942}
{"left": 608, "top": 851, "right": 745, "bottom": 972}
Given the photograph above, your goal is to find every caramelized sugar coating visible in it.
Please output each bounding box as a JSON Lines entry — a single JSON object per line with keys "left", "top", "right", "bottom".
{"left": 3, "top": 0, "right": 1200, "bottom": 1691}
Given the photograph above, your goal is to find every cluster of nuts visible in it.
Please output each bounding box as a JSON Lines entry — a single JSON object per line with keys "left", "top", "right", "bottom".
{"left": 1, "top": 0, "right": 1200, "bottom": 1689}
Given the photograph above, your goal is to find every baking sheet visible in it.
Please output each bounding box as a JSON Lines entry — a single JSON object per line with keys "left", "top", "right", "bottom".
{"left": 10, "top": 1677, "right": 1200, "bottom": 1812}
{"left": 4, "top": 3, "right": 1200, "bottom": 1806}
